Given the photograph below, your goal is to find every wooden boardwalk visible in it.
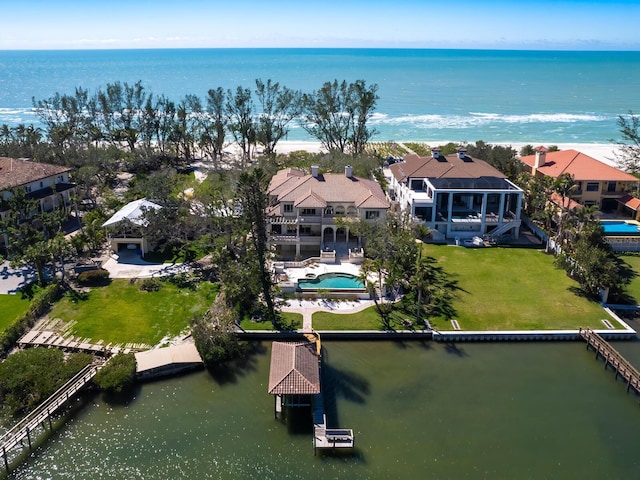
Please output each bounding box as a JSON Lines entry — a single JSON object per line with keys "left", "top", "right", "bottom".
{"left": 0, "top": 360, "right": 106, "bottom": 472}
{"left": 18, "top": 329, "right": 150, "bottom": 356}
{"left": 579, "top": 328, "right": 640, "bottom": 394}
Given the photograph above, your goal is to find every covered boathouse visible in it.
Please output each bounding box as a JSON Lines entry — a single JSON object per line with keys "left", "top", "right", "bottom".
{"left": 267, "top": 341, "right": 354, "bottom": 454}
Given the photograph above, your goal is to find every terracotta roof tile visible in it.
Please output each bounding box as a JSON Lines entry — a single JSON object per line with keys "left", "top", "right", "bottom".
{"left": 520, "top": 149, "right": 638, "bottom": 182}
{"left": 270, "top": 171, "right": 388, "bottom": 209}
{"left": 617, "top": 194, "right": 640, "bottom": 211}
{"left": 0, "top": 157, "right": 71, "bottom": 191}
{"left": 389, "top": 153, "right": 507, "bottom": 183}
{"left": 268, "top": 342, "right": 320, "bottom": 395}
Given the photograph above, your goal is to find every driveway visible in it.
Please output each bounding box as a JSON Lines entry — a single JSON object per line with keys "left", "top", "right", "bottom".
{"left": 0, "top": 261, "right": 40, "bottom": 294}
{"left": 101, "top": 250, "right": 190, "bottom": 279}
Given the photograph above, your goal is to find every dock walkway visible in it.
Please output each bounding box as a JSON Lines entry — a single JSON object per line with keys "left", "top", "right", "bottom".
{"left": 579, "top": 327, "right": 640, "bottom": 393}
{"left": 18, "top": 328, "right": 150, "bottom": 356}
{"left": 0, "top": 360, "right": 106, "bottom": 472}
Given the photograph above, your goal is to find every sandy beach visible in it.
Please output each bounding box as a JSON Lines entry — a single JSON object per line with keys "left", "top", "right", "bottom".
{"left": 275, "top": 140, "right": 623, "bottom": 167}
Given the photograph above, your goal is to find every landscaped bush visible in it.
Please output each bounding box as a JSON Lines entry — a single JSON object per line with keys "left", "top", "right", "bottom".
{"left": 93, "top": 353, "right": 137, "bottom": 394}
{"left": 140, "top": 278, "right": 162, "bottom": 292}
{"left": 78, "top": 268, "right": 110, "bottom": 286}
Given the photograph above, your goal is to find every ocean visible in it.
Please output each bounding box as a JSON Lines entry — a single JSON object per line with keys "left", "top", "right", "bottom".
{"left": 1, "top": 48, "right": 639, "bottom": 145}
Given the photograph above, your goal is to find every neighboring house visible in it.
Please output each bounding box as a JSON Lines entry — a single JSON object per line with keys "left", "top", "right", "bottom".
{"left": 520, "top": 147, "right": 640, "bottom": 213}
{"left": 387, "top": 148, "right": 524, "bottom": 241}
{"left": 0, "top": 157, "right": 76, "bottom": 247}
{"left": 267, "top": 165, "right": 389, "bottom": 260}
{"left": 102, "top": 198, "right": 162, "bottom": 255}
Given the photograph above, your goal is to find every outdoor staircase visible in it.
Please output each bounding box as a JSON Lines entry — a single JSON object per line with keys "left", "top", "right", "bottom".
{"left": 486, "top": 219, "right": 521, "bottom": 239}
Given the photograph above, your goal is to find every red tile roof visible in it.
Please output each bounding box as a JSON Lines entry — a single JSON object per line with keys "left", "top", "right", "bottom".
{"left": 520, "top": 149, "right": 638, "bottom": 182}
{"left": 617, "top": 194, "right": 640, "bottom": 212}
{"left": 268, "top": 342, "right": 320, "bottom": 395}
{"left": 0, "top": 157, "right": 71, "bottom": 191}
{"left": 269, "top": 169, "right": 388, "bottom": 209}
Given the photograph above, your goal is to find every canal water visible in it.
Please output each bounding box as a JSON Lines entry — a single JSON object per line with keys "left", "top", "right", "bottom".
{"left": 9, "top": 340, "right": 640, "bottom": 479}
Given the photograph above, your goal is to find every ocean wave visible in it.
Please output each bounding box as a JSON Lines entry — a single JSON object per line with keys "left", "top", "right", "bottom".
{"left": 371, "top": 112, "right": 611, "bottom": 129}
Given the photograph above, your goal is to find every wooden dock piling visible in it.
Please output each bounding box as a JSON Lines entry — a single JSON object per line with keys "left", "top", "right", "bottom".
{"left": 579, "top": 328, "right": 640, "bottom": 395}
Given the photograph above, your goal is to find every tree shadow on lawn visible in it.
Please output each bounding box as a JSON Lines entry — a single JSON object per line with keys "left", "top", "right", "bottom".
{"left": 206, "top": 341, "right": 267, "bottom": 385}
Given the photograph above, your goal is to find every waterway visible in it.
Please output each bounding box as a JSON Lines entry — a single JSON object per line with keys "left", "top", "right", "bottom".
{"left": 9, "top": 340, "right": 640, "bottom": 479}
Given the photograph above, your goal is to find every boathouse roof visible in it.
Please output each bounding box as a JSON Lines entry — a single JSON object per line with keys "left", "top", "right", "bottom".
{"left": 268, "top": 342, "right": 320, "bottom": 395}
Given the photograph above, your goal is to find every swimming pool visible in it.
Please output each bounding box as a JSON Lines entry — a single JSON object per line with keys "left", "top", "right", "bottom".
{"left": 600, "top": 220, "right": 640, "bottom": 235}
{"left": 297, "top": 272, "right": 365, "bottom": 290}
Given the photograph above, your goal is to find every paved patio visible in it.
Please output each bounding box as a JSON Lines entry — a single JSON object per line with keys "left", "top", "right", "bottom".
{"left": 101, "top": 250, "right": 190, "bottom": 279}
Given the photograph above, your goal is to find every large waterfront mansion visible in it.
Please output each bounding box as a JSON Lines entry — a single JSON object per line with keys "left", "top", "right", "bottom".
{"left": 267, "top": 165, "right": 389, "bottom": 260}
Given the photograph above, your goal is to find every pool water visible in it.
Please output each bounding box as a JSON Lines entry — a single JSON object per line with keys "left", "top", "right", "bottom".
{"left": 601, "top": 221, "right": 640, "bottom": 235}
{"left": 298, "top": 272, "right": 364, "bottom": 290}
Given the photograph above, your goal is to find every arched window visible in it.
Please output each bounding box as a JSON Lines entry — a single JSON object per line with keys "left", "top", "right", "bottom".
{"left": 335, "top": 206, "right": 345, "bottom": 216}
{"left": 347, "top": 206, "right": 357, "bottom": 216}
{"left": 324, "top": 206, "right": 334, "bottom": 215}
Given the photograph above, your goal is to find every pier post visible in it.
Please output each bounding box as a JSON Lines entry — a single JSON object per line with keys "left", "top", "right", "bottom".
{"left": 3, "top": 446, "right": 8, "bottom": 472}
{"left": 26, "top": 427, "right": 31, "bottom": 450}
{"left": 47, "top": 408, "right": 52, "bottom": 430}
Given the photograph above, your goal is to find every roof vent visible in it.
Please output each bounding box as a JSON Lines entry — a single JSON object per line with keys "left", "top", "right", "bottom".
{"left": 345, "top": 165, "right": 353, "bottom": 178}
{"left": 432, "top": 148, "right": 440, "bottom": 159}
{"left": 457, "top": 148, "right": 467, "bottom": 159}
{"left": 311, "top": 165, "right": 319, "bottom": 178}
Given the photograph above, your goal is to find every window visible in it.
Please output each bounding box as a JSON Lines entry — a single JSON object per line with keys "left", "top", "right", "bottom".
{"left": 283, "top": 204, "right": 293, "bottom": 213}
{"left": 56, "top": 175, "right": 64, "bottom": 183}
{"left": 607, "top": 181, "right": 617, "bottom": 193}
{"left": 347, "top": 206, "right": 357, "bottom": 216}
{"left": 39, "top": 181, "right": 44, "bottom": 188}
{"left": 366, "top": 210, "right": 380, "bottom": 220}
{"left": 24, "top": 185, "right": 32, "bottom": 193}
{"left": 586, "top": 182, "right": 599, "bottom": 192}
{"left": 301, "top": 208, "right": 316, "bottom": 216}
{"left": 324, "top": 206, "right": 334, "bottom": 215}
{"left": 335, "top": 206, "right": 345, "bottom": 216}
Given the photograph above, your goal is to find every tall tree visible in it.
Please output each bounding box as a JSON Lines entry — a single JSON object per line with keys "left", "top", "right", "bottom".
{"left": 301, "top": 79, "right": 378, "bottom": 155}
{"left": 202, "top": 87, "right": 228, "bottom": 167}
{"left": 236, "top": 168, "right": 277, "bottom": 325}
{"left": 254, "top": 78, "right": 302, "bottom": 156}
{"left": 227, "top": 86, "right": 256, "bottom": 168}
{"left": 613, "top": 110, "right": 640, "bottom": 176}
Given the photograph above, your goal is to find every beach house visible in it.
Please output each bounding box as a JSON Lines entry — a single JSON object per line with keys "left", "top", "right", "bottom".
{"left": 519, "top": 147, "right": 640, "bottom": 214}
{"left": 387, "top": 148, "right": 524, "bottom": 241}
{"left": 267, "top": 166, "right": 389, "bottom": 260}
{"left": 0, "top": 157, "right": 76, "bottom": 247}
{"left": 102, "top": 198, "right": 162, "bottom": 255}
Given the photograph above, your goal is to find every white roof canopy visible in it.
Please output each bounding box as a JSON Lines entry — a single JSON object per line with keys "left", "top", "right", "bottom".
{"left": 102, "top": 198, "right": 162, "bottom": 228}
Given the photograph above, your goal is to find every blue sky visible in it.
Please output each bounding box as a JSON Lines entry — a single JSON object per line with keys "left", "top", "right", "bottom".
{"left": 2, "top": 0, "right": 639, "bottom": 50}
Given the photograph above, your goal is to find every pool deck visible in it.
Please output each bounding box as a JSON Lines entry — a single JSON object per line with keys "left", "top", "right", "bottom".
{"left": 282, "top": 262, "right": 364, "bottom": 285}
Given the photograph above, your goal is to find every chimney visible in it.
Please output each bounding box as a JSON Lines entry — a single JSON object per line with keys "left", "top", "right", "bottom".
{"left": 345, "top": 165, "right": 353, "bottom": 178}
{"left": 534, "top": 146, "right": 548, "bottom": 169}
{"left": 457, "top": 148, "right": 467, "bottom": 159}
{"left": 311, "top": 165, "right": 319, "bottom": 178}
{"left": 432, "top": 148, "right": 440, "bottom": 159}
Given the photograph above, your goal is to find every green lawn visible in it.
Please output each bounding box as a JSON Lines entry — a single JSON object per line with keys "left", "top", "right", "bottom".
{"left": 310, "top": 246, "right": 614, "bottom": 331}
{"left": 618, "top": 254, "right": 640, "bottom": 304}
{"left": 0, "top": 294, "right": 31, "bottom": 331}
{"left": 49, "top": 279, "right": 218, "bottom": 345}
{"left": 422, "top": 245, "right": 611, "bottom": 331}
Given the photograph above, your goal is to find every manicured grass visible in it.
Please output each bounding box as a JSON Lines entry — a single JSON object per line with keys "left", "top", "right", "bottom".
{"left": 423, "top": 245, "right": 611, "bottom": 331}
{"left": 49, "top": 279, "right": 218, "bottom": 345}
{"left": 0, "top": 294, "right": 31, "bottom": 331}
{"left": 308, "top": 246, "right": 614, "bottom": 331}
{"left": 618, "top": 254, "right": 640, "bottom": 304}
{"left": 312, "top": 306, "right": 406, "bottom": 330}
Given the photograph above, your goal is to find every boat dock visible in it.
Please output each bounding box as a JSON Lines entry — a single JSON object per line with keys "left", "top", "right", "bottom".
{"left": 579, "top": 327, "right": 640, "bottom": 394}
{"left": 267, "top": 338, "right": 354, "bottom": 454}
{"left": 0, "top": 360, "right": 106, "bottom": 473}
